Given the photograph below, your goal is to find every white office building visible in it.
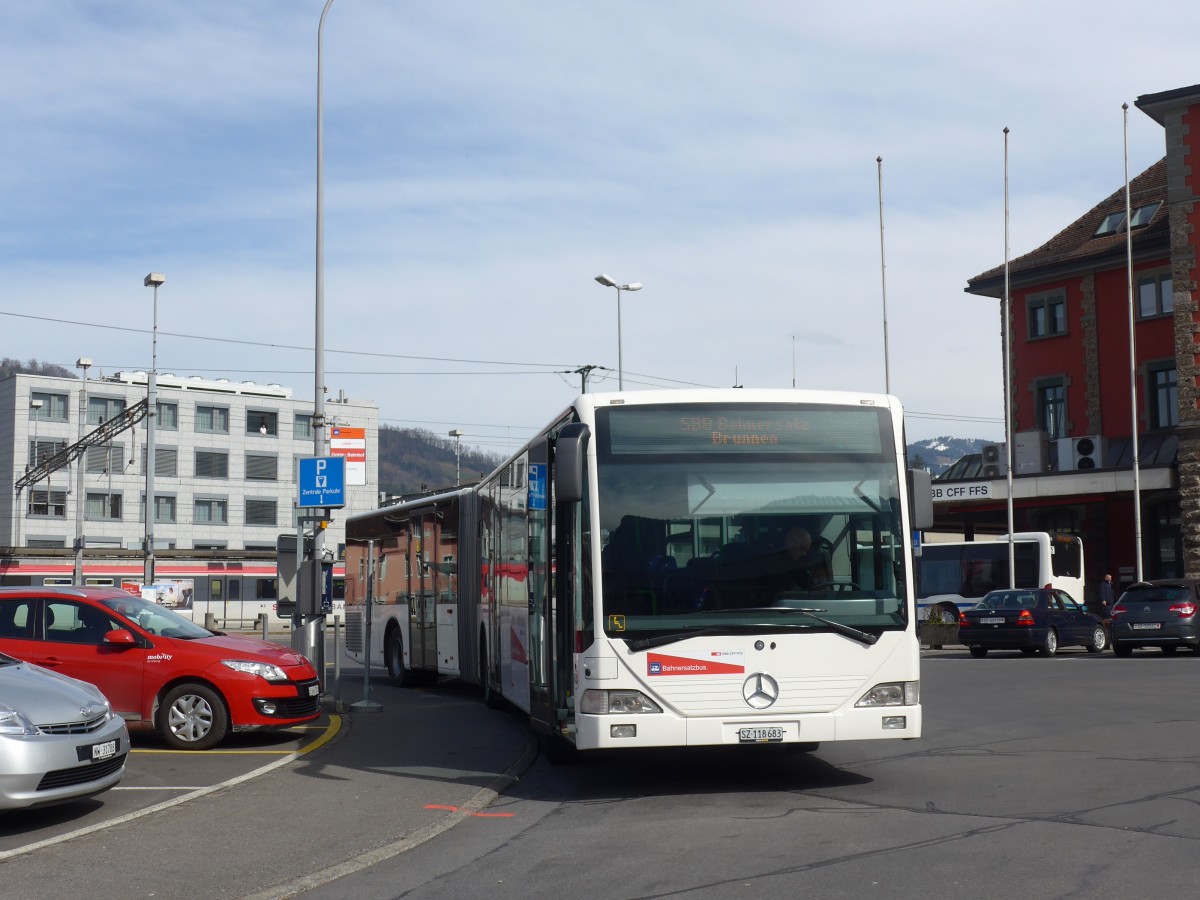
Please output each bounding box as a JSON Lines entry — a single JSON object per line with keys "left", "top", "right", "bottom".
{"left": 1, "top": 370, "right": 379, "bottom": 558}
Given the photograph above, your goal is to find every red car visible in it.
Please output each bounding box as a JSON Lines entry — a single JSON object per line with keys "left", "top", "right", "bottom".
{"left": 0, "top": 586, "right": 321, "bottom": 750}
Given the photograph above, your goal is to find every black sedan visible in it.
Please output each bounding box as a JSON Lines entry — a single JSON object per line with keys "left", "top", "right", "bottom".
{"left": 958, "top": 588, "right": 1108, "bottom": 657}
{"left": 1110, "top": 579, "right": 1200, "bottom": 656}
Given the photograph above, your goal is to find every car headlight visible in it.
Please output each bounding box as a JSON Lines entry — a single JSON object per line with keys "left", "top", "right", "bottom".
{"left": 580, "top": 689, "right": 663, "bottom": 714}
{"left": 855, "top": 681, "right": 919, "bottom": 707}
{"left": 221, "top": 660, "right": 289, "bottom": 683}
{"left": 0, "top": 703, "right": 39, "bottom": 736}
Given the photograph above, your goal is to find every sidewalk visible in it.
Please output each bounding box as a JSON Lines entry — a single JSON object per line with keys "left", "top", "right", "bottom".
{"left": 0, "top": 668, "right": 537, "bottom": 900}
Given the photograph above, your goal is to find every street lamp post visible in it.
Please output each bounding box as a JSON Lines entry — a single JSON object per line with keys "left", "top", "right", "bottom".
{"left": 449, "top": 429, "right": 464, "bottom": 485}
{"left": 17, "top": 398, "right": 45, "bottom": 550}
{"left": 144, "top": 273, "right": 165, "bottom": 586}
{"left": 594, "top": 274, "right": 642, "bottom": 390}
{"left": 28, "top": 398, "right": 43, "bottom": 471}
{"left": 73, "top": 357, "right": 92, "bottom": 583}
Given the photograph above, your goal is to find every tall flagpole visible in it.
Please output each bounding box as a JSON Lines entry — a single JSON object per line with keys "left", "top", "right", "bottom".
{"left": 1003, "top": 127, "right": 1016, "bottom": 587}
{"left": 1124, "top": 103, "right": 1144, "bottom": 582}
{"left": 877, "top": 157, "right": 892, "bottom": 394}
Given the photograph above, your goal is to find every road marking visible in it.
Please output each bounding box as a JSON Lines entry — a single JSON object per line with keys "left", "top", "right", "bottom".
{"left": 243, "top": 730, "right": 539, "bottom": 900}
{"left": 0, "top": 715, "right": 342, "bottom": 864}
{"left": 425, "top": 803, "right": 514, "bottom": 818}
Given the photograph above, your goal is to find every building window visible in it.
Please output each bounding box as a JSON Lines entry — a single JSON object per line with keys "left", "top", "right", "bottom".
{"left": 196, "top": 405, "right": 230, "bottom": 433}
{"left": 88, "top": 396, "right": 126, "bottom": 425}
{"left": 248, "top": 410, "right": 278, "bottom": 437}
{"left": 245, "top": 499, "right": 277, "bottom": 527}
{"left": 1148, "top": 365, "right": 1178, "bottom": 429}
{"left": 86, "top": 492, "right": 122, "bottom": 521}
{"left": 245, "top": 453, "right": 278, "bottom": 481}
{"left": 1027, "top": 291, "right": 1066, "bottom": 339}
{"left": 195, "top": 450, "right": 229, "bottom": 479}
{"left": 195, "top": 541, "right": 228, "bottom": 551}
{"left": 31, "top": 391, "right": 69, "bottom": 422}
{"left": 1137, "top": 271, "right": 1173, "bottom": 319}
{"left": 143, "top": 446, "right": 179, "bottom": 477}
{"left": 28, "top": 489, "right": 67, "bottom": 518}
{"left": 154, "top": 401, "right": 178, "bottom": 430}
{"left": 85, "top": 443, "right": 125, "bottom": 475}
{"left": 194, "top": 498, "right": 228, "bottom": 525}
{"left": 142, "top": 494, "right": 177, "bottom": 524}
{"left": 294, "top": 414, "right": 313, "bottom": 440}
{"left": 1036, "top": 381, "right": 1066, "bottom": 439}
{"left": 28, "top": 439, "right": 66, "bottom": 469}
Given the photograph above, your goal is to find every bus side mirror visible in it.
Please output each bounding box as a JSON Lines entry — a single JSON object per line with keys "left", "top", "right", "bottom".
{"left": 908, "top": 468, "right": 933, "bottom": 531}
{"left": 554, "top": 423, "right": 591, "bottom": 504}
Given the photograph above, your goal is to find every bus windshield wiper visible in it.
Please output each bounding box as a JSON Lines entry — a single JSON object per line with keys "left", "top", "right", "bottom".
{"left": 707, "top": 607, "right": 878, "bottom": 646}
{"left": 623, "top": 627, "right": 733, "bottom": 651}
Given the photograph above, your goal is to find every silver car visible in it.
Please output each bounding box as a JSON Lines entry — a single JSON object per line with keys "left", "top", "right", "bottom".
{"left": 0, "top": 650, "right": 129, "bottom": 811}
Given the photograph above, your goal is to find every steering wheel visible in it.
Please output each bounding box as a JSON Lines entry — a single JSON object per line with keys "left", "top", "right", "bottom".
{"left": 810, "top": 578, "right": 861, "bottom": 593}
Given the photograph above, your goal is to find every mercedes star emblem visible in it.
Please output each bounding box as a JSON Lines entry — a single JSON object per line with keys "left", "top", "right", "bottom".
{"left": 742, "top": 673, "right": 780, "bottom": 709}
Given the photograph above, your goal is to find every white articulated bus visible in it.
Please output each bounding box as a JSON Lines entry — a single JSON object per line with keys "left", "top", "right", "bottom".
{"left": 916, "top": 532, "right": 1085, "bottom": 622}
{"left": 343, "top": 389, "right": 933, "bottom": 755}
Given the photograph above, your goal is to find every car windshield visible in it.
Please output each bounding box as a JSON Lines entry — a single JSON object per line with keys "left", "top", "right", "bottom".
{"left": 97, "top": 593, "right": 213, "bottom": 639}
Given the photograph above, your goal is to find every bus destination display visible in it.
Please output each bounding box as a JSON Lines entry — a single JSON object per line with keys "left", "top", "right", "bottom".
{"left": 603, "top": 405, "right": 887, "bottom": 456}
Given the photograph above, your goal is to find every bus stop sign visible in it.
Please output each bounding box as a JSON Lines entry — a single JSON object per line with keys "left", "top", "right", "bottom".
{"left": 298, "top": 457, "right": 346, "bottom": 509}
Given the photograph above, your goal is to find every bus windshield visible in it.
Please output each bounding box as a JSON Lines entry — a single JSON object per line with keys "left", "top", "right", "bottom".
{"left": 594, "top": 404, "right": 908, "bottom": 641}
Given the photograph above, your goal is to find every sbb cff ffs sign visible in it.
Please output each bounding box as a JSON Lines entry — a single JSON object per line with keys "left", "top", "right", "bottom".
{"left": 930, "top": 482, "right": 993, "bottom": 503}
{"left": 298, "top": 457, "right": 346, "bottom": 509}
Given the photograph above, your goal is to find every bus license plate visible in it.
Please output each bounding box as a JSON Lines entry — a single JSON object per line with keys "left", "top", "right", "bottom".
{"left": 1132, "top": 622, "right": 1161, "bottom": 630}
{"left": 980, "top": 617, "right": 1005, "bottom": 624}
{"left": 738, "top": 727, "right": 784, "bottom": 744}
{"left": 308, "top": 684, "right": 320, "bottom": 696}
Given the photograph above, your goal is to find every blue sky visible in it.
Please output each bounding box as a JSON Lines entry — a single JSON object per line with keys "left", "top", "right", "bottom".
{"left": 4, "top": 2, "right": 1196, "bottom": 454}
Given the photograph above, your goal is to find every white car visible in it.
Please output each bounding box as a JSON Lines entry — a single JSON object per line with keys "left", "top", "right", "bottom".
{"left": 0, "top": 650, "right": 129, "bottom": 811}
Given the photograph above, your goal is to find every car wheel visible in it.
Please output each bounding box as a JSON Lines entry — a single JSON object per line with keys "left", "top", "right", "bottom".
{"left": 1040, "top": 629, "right": 1058, "bottom": 657}
{"left": 969, "top": 647, "right": 988, "bottom": 658}
{"left": 385, "top": 627, "right": 416, "bottom": 687}
{"left": 1086, "top": 625, "right": 1108, "bottom": 653}
{"left": 1161, "top": 645, "right": 1178, "bottom": 656}
{"left": 1113, "top": 642, "right": 1133, "bottom": 657}
{"left": 159, "top": 683, "right": 228, "bottom": 751}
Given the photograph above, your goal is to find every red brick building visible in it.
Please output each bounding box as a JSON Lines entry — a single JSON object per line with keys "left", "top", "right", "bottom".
{"left": 939, "top": 83, "right": 1200, "bottom": 600}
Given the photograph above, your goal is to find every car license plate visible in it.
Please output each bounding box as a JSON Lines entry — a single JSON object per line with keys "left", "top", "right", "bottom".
{"left": 77, "top": 738, "right": 119, "bottom": 762}
{"left": 1132, "top": 622, "right": 1162, "bottom": 630}
{"left": 980, "top": 617, "right": 1005, "bottom": 624}
{"left": 308, "top": 684, "right": 320, "bottom": 696}
{"left": 738, "top": 727, "right": 785, "bottom": 743}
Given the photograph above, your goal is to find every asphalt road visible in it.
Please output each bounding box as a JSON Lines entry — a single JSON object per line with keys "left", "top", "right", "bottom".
{"left": 5, "top": 645, "right": 1200, "bottom": 899}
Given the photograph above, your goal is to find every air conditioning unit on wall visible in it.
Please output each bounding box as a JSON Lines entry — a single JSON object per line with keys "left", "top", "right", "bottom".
{"left": 981, "top": 442, "right": 1007, "bottom": 478}
{"left": 1056, "top": 435, "right": 1108, "bottom": 471}
{"left": 1014, "top": 430, "right": 1049, "bottom": 474}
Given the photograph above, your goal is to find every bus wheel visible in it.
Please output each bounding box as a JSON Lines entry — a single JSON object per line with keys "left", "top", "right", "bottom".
{"left": 385, "top": 627, "right": 415, "bottom": 687}
{"left": 480, "top": 641, "right": 502, "bottom": 709}
{"left": 539, "top": 731, "right": 579, "bottom": 765}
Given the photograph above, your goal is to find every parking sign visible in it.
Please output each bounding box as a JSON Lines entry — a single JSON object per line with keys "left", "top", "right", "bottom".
{"left": 298, "top": 457, "right": 346, "bottom": 508}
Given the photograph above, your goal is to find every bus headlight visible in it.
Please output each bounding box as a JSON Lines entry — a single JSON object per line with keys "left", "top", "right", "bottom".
{"left": 855, "top": 681, "right": 919, "bottom": 707}
{"left": 580, "top": 690, "right": 663, "bottom": 714}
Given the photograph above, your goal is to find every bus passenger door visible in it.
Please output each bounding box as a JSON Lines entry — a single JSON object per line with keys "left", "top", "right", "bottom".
{"left": 527, "top": 443, "right": 555, "bottom": 732}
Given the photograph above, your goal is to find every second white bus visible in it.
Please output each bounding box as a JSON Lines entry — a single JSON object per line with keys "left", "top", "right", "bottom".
{"left": 916, "top": 532, "right": 1085, "bottom": 621}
